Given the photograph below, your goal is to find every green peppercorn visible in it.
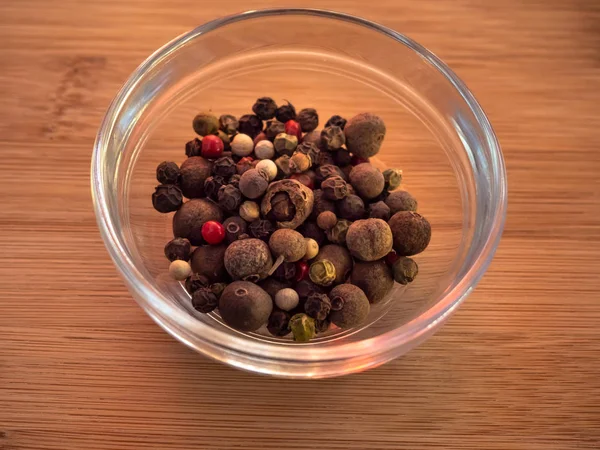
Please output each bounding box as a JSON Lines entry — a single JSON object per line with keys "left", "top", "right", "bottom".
{"left": 193, "top": 112, "right": 219, "bottom": 136}
{"left": 351, "top": 260, "right": 394, "bottom": 304}
{"left": 180, "top": 156, "right": 212, "bottom": 199}
{"left": 289, "top": 151, "right": 312, "bottom": 173}
{"left": 217, "top": 130, "right": 231, "bottom": 151}
{"left": 329, "top": 284, "right": 370, "bottom": 329}
{"left": 252, "top": 97, "right": 277, "bottom": 120}
{"left": 336, "top": 194, "right": 365, "bottom": 221}
{"left": 344, "top": 112, "right": 386, "bottom": 158}
{"left": 383, "top": 168, "right": 402, "bottom": 191}
{"left": 269, "top": 229, "right": 307, "bottom": 262}
{"left": 289, "top": 313, "right": 316, "bottom": 342}
{"left": 156, "top": 161, "right": 180, "bottom": 185}
{"left": 152, "top": 184, "right": 183, "bottom": 213}
{"left": 297, "top": 108, "right": 319, "bottom": 132}
{"left": 385, "top": 190, "right": 418, "bottom": 214}
{"left": 392, "top": 257, "right": 419, "bottom": 285}
{"left": 224, "top": 238, "right": 273, "bottom": 282}
{"left": 274, "top": 155, "right": 292, "bottom": 178}
{"left": 219, "top": 281, "right": 273, "bottom": 332}
{"left": 173, "top": 198, "right": 223, "bottom": 246}
{"left": 309, "top": 259, "right": 336, "bottom": 286}
{"left": 349, "top": 163, "right": 384, "bottom": 200}
{"left": 164, "top": 237, "right": 191, "bottom": 262}
{"left": 274, "top": 133, "right": 298, "bottom": 156}
{"left": 388, "top": 211, "right": 431, "bottom": 256}
{"left": 190, "top": 244, "right": 228, "bottom": 283}
{"left": 239, "top": 200, "right": 260, "bottom": 222}
{"left": 325, "top": 218, "right": 352, "bottom": 245}
{"left": 313, "top": 244, "right": 353, "bottom": 284}
{"left": 219, "top": 114, "right": 238, "bottom": 134}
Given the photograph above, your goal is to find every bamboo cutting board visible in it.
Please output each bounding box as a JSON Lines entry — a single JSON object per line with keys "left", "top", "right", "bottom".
{"left": 1, "top": 1, "right": 599, "bottom": 449}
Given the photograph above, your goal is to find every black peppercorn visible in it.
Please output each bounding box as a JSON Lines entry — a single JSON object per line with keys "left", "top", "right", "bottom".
{"left": 252, "top": 97, "right": 277, "bottom": 120}
{"left": 304, "top": 293, "right": 331, "bottom": 321}
{"left": 185, "top": 138, "right": 203, "bottom": 157}
{"left": 223, "top": 216, "right": 248, "bottom": 243}
{"left": 191, "top": 287, "right": 218, "bottom": 313}
{"left": 275, "top": 100, "right": 296, "bottom": 123}
{"left": 322, "top": 176, "right": 349, "bottom": 200}
{"left": 219, "top": 114, "right": 239, "bottom": 135}
{"left": 203, "top": 176, "right": 226, "bottom": 201}
{"left": 164, "top": 237, "right": 191, "bottom": 262}
{"left": 267, "top": 309, "right": 291, "bottom": 336}
{"left": 212, "top": 156, "right": 236, "bottom": 179}
{"left": 218, "top": 184, "right": 242, "bottom": 213}
{"left": 297, "top": 220, "right": 326, "bottom": 246}
{"left": 156, "top": 161, "right": 180, "bottom": 185}
{"left": 238, "top": 114, "right": 263, "bottom": 139}
{"left": 337, "top": 194, "right": 365, "bottom": 221}
{"left": 321, "top": 126, "right": 345, "bottom": 150}
{"left": 185, "top": 273, "right": 210, "bottom": 294}
{"left": 325, "top": 115, "right": 347, "bottom": 130}
{"left": 332, "top": 149, "right": 352, "bottom": 167}
{"left": 383, "top": 168, "right": 402, "bottom": 191}
{"left": 152, "top": 184, "right": 183, "bottom": 213}
{"left": 325, "top": 218, "right": 351, "bottom": 245}
{"left": 265, "top": 120, "right": 286, "bottom": 141}
{"left": 294, "top": 279, "right": 324, "bottom": 300}
{"left": 180, "top": 156, "right": 212, "bottom": 199}
{"left": 315, "top": 164, "right": 347, "bottom": 184}
{"left": 273, "top": 261, "right": 297, "bottom": 282}
{"left": 249, "top": 219, "right": 275, "bottom": 241}
{"left": 297, "top": 108, "right": 319, "bottom": 132}
{"left": 228, "top": 174, "right": 241, "bottom": 189}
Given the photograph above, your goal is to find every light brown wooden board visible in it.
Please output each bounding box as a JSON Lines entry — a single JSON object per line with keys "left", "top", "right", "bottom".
{"left": 1, "top": 0, "right": 600, "bottom": 449}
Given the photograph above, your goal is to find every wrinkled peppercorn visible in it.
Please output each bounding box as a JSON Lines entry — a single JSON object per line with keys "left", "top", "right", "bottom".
{"left": 297, "top": 221, "right": 326, "bottom": 246}
{"left": 238, "top": 114, "right": 263, "bottom": 139}
{"left": 313, "top": 244, "right": 353, "bottom": 284}
{"left": 304, "top": 293, "right": 331, "bottom": 320}
{"left": 219, "top": 114, "right": 238, "bottom": 134}
{"left": 185, "top": 138, "right": 203, "bottom": 157}
{"left": 249, "top": 219, "right": 275, "bottom": 241}
{"left": 274, "top": 133, "right": 298, "bottom": 156}
{"left": 223, "top": 216, "right": 247, "bottom": 243}
{"left": 368, "top": 201, "right": 391, "bottom": 221}
{"left": 239, "top": 201, "right": 260, "bottom": 222}
{"left": 191, "top": 287, "right": 218, "bottom": 313}
{"left": 274, "top": 155, "right": 291, "bottom": 178}
{"left": 156, "top": 161, "right": 180, "bottom": 185}
{"left": 315, "top": 164, "right": 347, "bottom": 184}
{"left": 217, "top": 184, "right": 242, "bottom": 213}
{"left": 275, "top": 101, "right": 296, "bottom": 123}
{"left": 321, "top": 126, "right": 345, "bottom": 150}
{"left": 310, "top": 189, "right": 336, "bottom": 221}
{"left": 322, "top": 176, "right": 349, "bottom": 200}
{"left": 294, "top": 279, "right": 324, "bottom": 300}
{"left": 325, "top": 114, "right": 347, "bottom": 130}
{"left": 315, "top": 317, "right": 331, "bottom": 333}
{"left": 297, "top": 108, "right": 319, "bottom": 132}
{"left": 267, "top": 309, "right": 291, "bottom": 336}
{"left": 210, "top": 282, "right": 227, "bottom": 298}
{"left": 252, "top": 97, "right": 277, "bottom": 120}
{"left": 337, "top": 194, "right": 365, "bottom": 221}
{"left": 164, "top": 237, "right": 191, "bottom": 262}
{"left": 309, "top": 259, "right": 336, "bottom": 286}
{"left": 212, "top": 156, "right": 236, "bottom": 179}
{"left": 265, "top": 120, "right": 285, "bottom": 141}
{"left": 289, "top": 151, "right": 311, "bottom": 173}
{"left": 185, "top": 273, "right": 210, "bottom": 294}
{"left": 325, "top": 218, "right": 351, "bottom": 245}
{"left": 152, "top": 184, "right": 183, "bottom": 213}
{"left": 204, "top": 176, "right": 226, "bottom": 201}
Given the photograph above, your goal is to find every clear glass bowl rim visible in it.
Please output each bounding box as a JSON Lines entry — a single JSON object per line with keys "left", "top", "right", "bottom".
{"left": 91, "top": 8, "right": 507, "bottom": 365}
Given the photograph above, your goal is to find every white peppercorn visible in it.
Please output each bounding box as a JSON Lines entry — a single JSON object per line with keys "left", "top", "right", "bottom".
{"left": 255, "top": 159, "right": 277, "bottom": 181}
{"left": 274, "top": 288, "right": 300, "bottom": 311}
{"left": 254, "top": 140, "right": 275, "bottom": 160}
{"left": 169, "top": 260, "right": 192, "bottom": 280}
{"left": 231, "top": 133, "right": 254, "bottom": 157}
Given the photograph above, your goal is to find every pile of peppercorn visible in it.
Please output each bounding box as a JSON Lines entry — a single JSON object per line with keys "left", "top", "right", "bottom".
{"left": 152, "top": 97, "right": 431, "bottom": 342}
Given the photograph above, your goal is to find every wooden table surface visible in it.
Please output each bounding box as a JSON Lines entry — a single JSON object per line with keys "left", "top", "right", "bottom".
{"left": 2, "top": 1, "right": 600, "bottom": 449}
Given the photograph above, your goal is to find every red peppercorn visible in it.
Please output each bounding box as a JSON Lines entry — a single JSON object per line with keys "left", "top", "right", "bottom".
{"left": 295, "top": 261, "right": 309, "bottom": 282}
{"left": 351, "top": 155, "right": 370, "bottom": 166}
{"left": 285, "top": 120, "right": 302, "bottom": 140}
{"left": 201, "top": 135, "right": 224, "bottom": 159}
{"left": 385, "top": 250, "right": 399, "bottom": 266}
{"left": 290, "top": 173, "right": 314, "bottom": 190}
{"left": 201, "top": 221, "right": 226, "bottom": 245}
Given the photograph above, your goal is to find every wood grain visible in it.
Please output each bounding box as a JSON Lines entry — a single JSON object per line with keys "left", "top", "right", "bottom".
{"left": 2, "top": 1, "right": 600, "bottom": 449}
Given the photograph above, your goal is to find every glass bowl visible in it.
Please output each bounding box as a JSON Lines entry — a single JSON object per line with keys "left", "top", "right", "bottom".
{"left": 91, "top": 8, "right": 507, "bottom": 378}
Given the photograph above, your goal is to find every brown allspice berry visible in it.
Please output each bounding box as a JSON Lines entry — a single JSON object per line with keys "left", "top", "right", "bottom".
{"left": 261, "top": 179, "right": 314, "bottom": 229}
{"left": 219, "top": 281, "right": 273, "bottom": 332}
{"left": 392, "top": 257, "right": 419, "bottom": 285}
{"left": 315, "top": 164, "right": 347, "bottom": 184}
{"left": 180, "top": 156, "right": 212, "bottom": 198}
{"left": 173, "top": 198, "right": 223, "bottom": 245}
{"left": 267, "top": 309, "right": 291, "bottom": 336}
{"left": 313, "top": 244, "right": 353, "bottom": 284}
{"left": 223, "top": 216, "right": 248, "bottom": 243}
{"left": 239, "top": 168, "right": 269, "bottom": 199}
{"left": 351, "top": 260, "right": 394, "bottom": 304}
{"left": 385, "top": 190, "right": 418, "bottom": 214}
{"left": 191, "top": 287, "right": 219, "bottom": 314}
{"left": 193, "top": 112, "right": 219, "bottom": 136}
{"left": 368, "top": 201, "right": 391, "bottom": 221}
{"left": 388, "top": 211, "right": 431, "bottom": 256}
{"left": 156, "top": 161, "right": 180, "bottom": 185}
{"left": 265, "top": 120, "right": 285, "bottom": 141}
{"left": 212, "top": 156, "right": 236, "bottom": 179}
{"left": 238, "top": 114, "right": 263, "bottom": 139}
{"left": 325, "top": 218, "right": 352, "bottom": 245}
{"left": 304, "top": 293, "right": 331, "bottom": 321}
{"left": 224, "top": 238, "right": 273, "bottom": 282}
{"left": 190, "top": 244, "right": 228, "bottom": 283}
{"left": 297, "top": 108, "right": 319, "bottom": 132}
{"left": 252, "top": 97, "right": 277, "bottom": 120}
{"left": 217, "top": 184, "right": 242, "bottom": 213}
{"left": 275, "top": 100, "right": 296, "bottom": 123}
{"left": 317, "top": 211, "right": 337, "bottom": 230}
{"left": 310, "top": 189, "right": 336, "bottom": 220}
{"left": 329, "top": 284, "right": 370, "bottom": 329}
{"left": 185, "top": 138, "right": 202, "bottom": 157}
{"left": 219, "top": 114, "right": 238, "bottom": 135}
{"left": 289, "top": 151, "right": 312, "bottom": 173}
{"left": 321, "top": 176, "right": 349, "bottom": 201}
{"left": 269, "top": 229, "right": 307, "bottom": 263}
{"left": 249, "top": 219, "right": 275, "bottom": 241}
{"left": 349, "top": 163, "right": 384, "bottom": 200}
{"left": 336, "top": 194, "right": 365, "bottom": 221}
{"left": 164, "top": 237, "right": 191, "bottom": 262}
{"left": 297, "top": 221, "right": 326, "bottom": 246}
{"left": 344, "top": 112, "right": 386, "bottom": 158}
{"left": 321, "top": 125, "right": 345, "bottom": 150}
{"left": 346, "top": 218, "right": 393, "bottom": 261}
{"left": 325, "top": 115, "right": 347, "bottom": 130}
{"left": 333, "top": 149, "right": 352, "bottom": 167}
{"left": 152, "top": 184, "right": 183, "bottom": 213}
